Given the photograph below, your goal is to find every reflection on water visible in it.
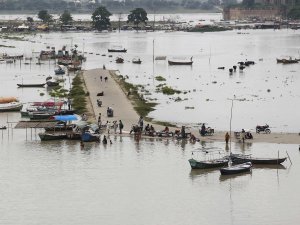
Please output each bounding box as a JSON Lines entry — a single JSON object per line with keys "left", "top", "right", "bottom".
{"left": 219, "top": 171, "right": 253, "bottom": 182}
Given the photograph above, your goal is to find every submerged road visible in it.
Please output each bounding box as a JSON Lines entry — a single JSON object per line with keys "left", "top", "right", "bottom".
{"left": 82, "top": 68, "right": 300, "bottom": 144}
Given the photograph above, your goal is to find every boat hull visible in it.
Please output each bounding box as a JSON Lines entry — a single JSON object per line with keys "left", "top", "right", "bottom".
{"left": 0, "top": 102, "right": 23, "bottom": 112}
{"left": 220, "top": 162, "right": 252, "bottom": 175}
{"left": 17, "top": 83, "right": 45, "bottom": 88}
{"left": 230, "top": 155, "right": 287, "bottom": 165}
{"left": 38, "top": 133, "right": 67, "bottom": 141}
{"left": 189, "top": 158, "right": 229, "bottom": 169}
{"left": 81, "top": 132, "right": 100, "bottom": 142}
{"left": 168, "top": 60, "right": 193, "bottom": 65}
{"left": 108, "top": 49, "right": 127, "bottom": 53}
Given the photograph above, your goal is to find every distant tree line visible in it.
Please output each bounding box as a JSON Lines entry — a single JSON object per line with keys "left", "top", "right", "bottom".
{"left": 0, "top": 0, "right": 219, "bottom": 12}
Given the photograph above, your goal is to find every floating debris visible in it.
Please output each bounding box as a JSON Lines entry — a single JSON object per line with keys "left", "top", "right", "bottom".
{"left": 185, "top": 106, "right": 194, "bottom": 109}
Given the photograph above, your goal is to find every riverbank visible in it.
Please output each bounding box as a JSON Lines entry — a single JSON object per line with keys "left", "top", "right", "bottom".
{"left": 82, "top": 68, "right": 300, "bottom": 145}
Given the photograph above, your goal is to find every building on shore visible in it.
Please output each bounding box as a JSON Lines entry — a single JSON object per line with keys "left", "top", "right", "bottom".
{"left": 223, "top": 7, "right": 282, "bottom": 20}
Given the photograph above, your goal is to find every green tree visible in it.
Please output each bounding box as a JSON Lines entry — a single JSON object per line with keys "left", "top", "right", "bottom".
{"left": 38, "top": 10, "right": 53, "bottom": 23}
{"left": 127, "top": 8, "right": 148, "bottom": 31}
{"left": 60, "top": 10, "right": 73, "bottom": 25}
{"left": 91, "top": 6, "right": 112, "bottom": 31}
{"left": 288, "top": 6, "right": 300, "bottom": 19}
{"left": 27, "top": 17, "right": 34, "bottom": 23}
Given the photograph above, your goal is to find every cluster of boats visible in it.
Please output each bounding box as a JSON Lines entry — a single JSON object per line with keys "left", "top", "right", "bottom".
{"left": 189, "top": 151, "right": 287, "bottom": 175}
{"left": 21, "top": 100, "right": 75, "bottom": 120}
{"left": 38, "top": 120, "right": 100, "bottom": 142}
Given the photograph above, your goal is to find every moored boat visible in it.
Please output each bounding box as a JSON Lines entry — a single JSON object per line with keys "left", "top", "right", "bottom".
{"left": 17, "top": 83, "right": 45, "bottom": 88}
{"left": 108, "top": 48, "right": 127, "bottom": 53}
{"left": 230, "top": 154, "right": 287, "bottom": 165}
{"left": 81, "top": 132, "right": 100, "bottom": 142}
{"left": 116, "top": 57, "right": 124, "bottom": 63}
{"left": 132, "top": 57, "right": 142, "bottom": 64}
{"left": 168, "top": 57, "right": 193, "bottom": 65}
{"left": 220, "top": 162, "right": 252, "bottom": 175}
{"left": 46, "top": 81, "right": 60, "bottom": 87}
{"left": 38, "top": 132, "right": 67, "bottom": 141}
{"left": 0, "top": 102, "right": 23, "bottom": 112}
{"left": 189, "top": 158, "right": 229, "bottom": 169}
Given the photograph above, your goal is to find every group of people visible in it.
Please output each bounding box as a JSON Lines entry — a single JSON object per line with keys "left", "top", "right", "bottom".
{"left": 97, "top": 113, "right": 124, "bottom": 134}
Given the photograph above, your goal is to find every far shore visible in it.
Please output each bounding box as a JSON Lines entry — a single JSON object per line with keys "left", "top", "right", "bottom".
{"left": 82, "top": 68, "right": 300, "bottom": 145}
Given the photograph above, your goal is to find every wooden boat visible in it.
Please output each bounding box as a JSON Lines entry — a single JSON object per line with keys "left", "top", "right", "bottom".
{"left": 277, "top": 58, "right": 299, "bottom": 64}
{"left": 230, "top": 154, "right": 287, "bottom": 165}
{"left": 28, "top": 111, "right": 55, "bottom": 120}
{"left": 54, "top": 67, "right": 65, "bottom": 75}
{"left": 132, "top": 58, "right": 142, "bottom": 64}
{"left": 189, "top": 158, "right": 229, "bottom": 169}
{"left": 116, "top": 57, "right": 124, "bottom": 63}
{"left": 108, "top": 48, "right": 127, "bottom": 53}
{"left": 67, "top": 65, "right": 81, "bottom": 71}
{"left": 0, "top": 102, "right": 23, "bottom": 112}
{"left": 17, "top": 83, "right": 45, "bottom": 88}
{"left": 46, "top": 81, "right": 60, "bottom": 87}
{"left": 220, "top": 162, "right": 252, "bottom": 175}
{"left": 38, "top": 132, "right": 67, "bottom": 141}
{"left": 168, "top": 57, "right": 193, "bottom": 65}
{"left": 81, "top": 132, "right": 100, "bottom": 142}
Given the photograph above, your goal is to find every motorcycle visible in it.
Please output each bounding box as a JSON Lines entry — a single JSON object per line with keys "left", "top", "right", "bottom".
{"left": 97, "top": 99, "right": 102, "bottom": 107}
{"left": 256, "top": 124, "right": 271, "bottom": 134}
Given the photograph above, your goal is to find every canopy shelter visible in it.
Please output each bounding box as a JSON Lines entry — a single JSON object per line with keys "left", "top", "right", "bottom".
{"left": 52, "top": 115, "right": 78, "bottom": 121}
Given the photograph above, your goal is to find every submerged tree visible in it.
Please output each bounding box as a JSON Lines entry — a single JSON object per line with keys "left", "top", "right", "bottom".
{"left": 127, "top": 8, "right": 148, "bottom": 31}
{"left": 38, "top": 10, "right": 53, "bottom": 23}
{"left": 91, "top": 6, "right": 112, "bottom": 31}
{"left": 60, "top": 10, "right": 73, "bottom": 25}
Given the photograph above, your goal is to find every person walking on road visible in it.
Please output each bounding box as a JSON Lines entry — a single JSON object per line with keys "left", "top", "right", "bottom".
{"left": 119, "top": 120, "right": 124, "bottom": 134}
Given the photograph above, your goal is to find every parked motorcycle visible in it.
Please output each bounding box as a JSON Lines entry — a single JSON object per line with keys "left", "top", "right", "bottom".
{"left": 256, "top": 124, "right": 271, "bottom": 134}
{"left": 97, "top": 99, "right": 102, "bottom": 107}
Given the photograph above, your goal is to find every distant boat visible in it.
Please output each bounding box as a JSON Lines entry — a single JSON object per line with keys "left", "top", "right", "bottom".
{"left": 46, "top": 81, "right": 60, "bottom": 87}
{"left": 116, "top": 57, "right": 124, "bottom": 64}
{"left": 108, "top": 47, "right": 127, "bottom": 53}
{"left": 132, "top": 57, "right": 142, "bottom": 64}
{"left": 168, "top": 57, "right": 193, "bottom": 65}
{"left": 17, "top": 83, "right": 45, "bottom": 88}
{"left": 277, "top": 58, "right": 299, "bottom": 64}
{"left": 54, "top": 68, "right": 65, "bottom": 75}
{"left": 0, "top": 102, "right": 23, "bottom": 112}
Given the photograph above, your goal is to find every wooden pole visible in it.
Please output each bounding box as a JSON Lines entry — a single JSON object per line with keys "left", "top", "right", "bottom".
{"left": 286, "top": 151, "right": 292, "bottom": 164}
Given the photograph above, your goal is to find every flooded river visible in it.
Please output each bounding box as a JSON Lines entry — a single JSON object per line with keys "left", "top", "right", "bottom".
{"left": 0, "top": 13, "right": 300, "bottom": 224}
{"left": 0, "top": 130, "right": 299, "bottom": 225}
